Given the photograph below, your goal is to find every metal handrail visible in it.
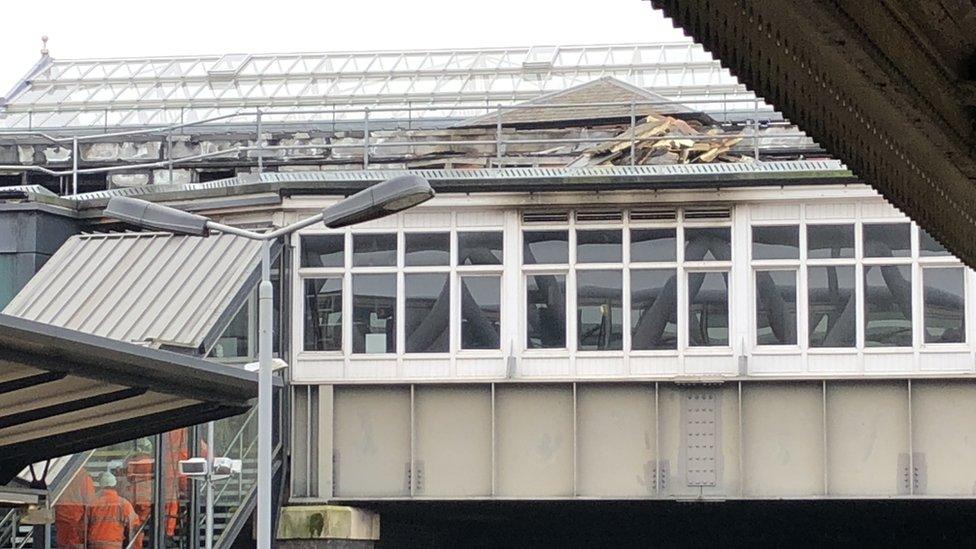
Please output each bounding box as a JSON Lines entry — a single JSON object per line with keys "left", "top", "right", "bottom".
{"left": 0, "top": 95, "right": 793, "bottom": 195}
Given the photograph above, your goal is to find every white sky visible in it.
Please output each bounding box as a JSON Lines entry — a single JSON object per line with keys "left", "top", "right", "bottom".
{"left": 0, "top": 0, "right": 690, "bottom": 95}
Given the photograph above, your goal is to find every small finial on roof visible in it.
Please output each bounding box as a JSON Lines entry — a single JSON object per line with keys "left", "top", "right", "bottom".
{"left": 40, "top": 36, "right": 49, "bottom": 56}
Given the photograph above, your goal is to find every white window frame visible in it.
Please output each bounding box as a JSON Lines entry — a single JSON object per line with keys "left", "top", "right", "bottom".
{"left": 518, "top": 208, "right": 734, "bottom": 360}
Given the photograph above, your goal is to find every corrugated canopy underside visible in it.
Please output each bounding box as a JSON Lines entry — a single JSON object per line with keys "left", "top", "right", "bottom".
{"left": 2, "top": 231, "right": 263, "bottom": 352}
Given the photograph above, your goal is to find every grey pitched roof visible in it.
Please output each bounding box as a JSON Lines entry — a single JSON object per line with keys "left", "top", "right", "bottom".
{"left": 455, "top": 76, "right": 713, "bottom": 128}
{"left": 2, "top": 231, "right": 263, "bottom": 353}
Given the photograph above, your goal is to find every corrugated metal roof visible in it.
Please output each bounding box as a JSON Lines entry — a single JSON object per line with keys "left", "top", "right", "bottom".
{"left": 2, "top": 231, "right": 263, "bottom": 352}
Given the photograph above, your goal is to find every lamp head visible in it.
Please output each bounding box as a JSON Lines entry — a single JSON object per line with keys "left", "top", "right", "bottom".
{"left": 322, "top": 175, "right": 434, "bottom": 228}
{"left": 103, "top": 196, "right": 210, "bottom": 236}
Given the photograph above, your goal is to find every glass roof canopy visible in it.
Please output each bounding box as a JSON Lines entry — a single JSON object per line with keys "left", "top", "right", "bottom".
{"left": 0, "top": 43, "right": 767, "bottom": 131}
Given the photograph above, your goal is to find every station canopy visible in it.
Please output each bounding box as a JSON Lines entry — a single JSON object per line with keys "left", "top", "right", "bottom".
{"left": 0, "top": 231, "right": 272, "bottom": 482}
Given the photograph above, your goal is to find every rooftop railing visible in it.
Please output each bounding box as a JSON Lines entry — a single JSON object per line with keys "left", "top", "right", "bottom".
{"left": 0, "top": 97, "right": 813, "bottom": 196}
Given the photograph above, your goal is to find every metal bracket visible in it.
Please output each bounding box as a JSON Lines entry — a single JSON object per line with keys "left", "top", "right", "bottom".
{"left": 898, "top": 452, "right": 927, "bottom": 494}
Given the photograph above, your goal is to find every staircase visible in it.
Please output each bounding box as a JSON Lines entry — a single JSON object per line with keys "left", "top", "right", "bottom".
{"left": 196, "top": 407, "right": 261, "bottom": 548}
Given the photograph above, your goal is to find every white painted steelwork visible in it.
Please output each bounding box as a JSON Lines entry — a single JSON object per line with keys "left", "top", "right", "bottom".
{"left": 0, "top": 43, "right": 759, "bottom": 129}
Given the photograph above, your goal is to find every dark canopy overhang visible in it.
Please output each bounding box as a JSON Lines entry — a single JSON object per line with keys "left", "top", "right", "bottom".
{"left": 650, "top": 0, "right": 976, "bottom": 267}
{"left": 0, "top": 314, "right": 270, "bottom": 483}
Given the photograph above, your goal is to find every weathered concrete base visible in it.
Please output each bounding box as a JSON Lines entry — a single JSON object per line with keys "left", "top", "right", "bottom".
{"left": 277, "top": 505, "right": 379, "bottom": 544}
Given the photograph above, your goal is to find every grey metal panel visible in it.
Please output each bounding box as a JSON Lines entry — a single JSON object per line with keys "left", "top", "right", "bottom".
{"left": 576, "top": 384, "right": 656, "bottom": 497}
{"left": 2, "top": 230, "right": 263, "bottom": 351}
{"left": 414, "top": 386, "right": 492, "bottom": 497}
{"left": 910, "top": 381, "right": 976, "bottom": 496}
{"left": 495, "top": 385, "right": 574, "bottom": 497}
{"left": 333, "top": 386, "right": 411, "bottom": 497}
{"left": 741, "top": 382, "right": 824, "bottom": 497}
{"left": 825, "top": 381, "right": 908, "bottom": 496}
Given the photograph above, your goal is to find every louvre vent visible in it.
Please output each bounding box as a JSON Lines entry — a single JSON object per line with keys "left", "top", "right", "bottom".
{"left": 684, "top": 206, "right": 732, "bottom": 220}
{"left": 575, "top": 210, "right": 623, "bottom": 223}
{"left": 631, "top": 208, "right": 677, "bottom": 221}
{"left": 522, "top": 211, "right": 569, "bottom": 223}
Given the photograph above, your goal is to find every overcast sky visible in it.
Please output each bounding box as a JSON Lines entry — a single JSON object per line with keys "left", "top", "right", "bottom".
{"left": 0, "top": 0, "right": 690, "bottom": 94}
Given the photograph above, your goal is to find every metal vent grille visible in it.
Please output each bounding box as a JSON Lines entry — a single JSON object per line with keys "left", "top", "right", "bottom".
{"left": 684, "top": 206, "right": 732, "bottom": 220}
{"left": 631, "top": 208, "right": 677, "bottom": 221}
{"left": 575, "top": 210, "right": 623, "bottom": 223}
{"left": 522, "top": 211, "right": 569, "bottom": 223}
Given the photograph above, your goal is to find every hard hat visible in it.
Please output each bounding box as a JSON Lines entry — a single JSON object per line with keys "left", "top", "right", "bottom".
{"left": 97, "top": 472, "right": 117, "bottom": 488}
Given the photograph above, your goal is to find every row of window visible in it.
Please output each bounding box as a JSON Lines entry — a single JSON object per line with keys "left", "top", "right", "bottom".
{"left": 302, "top": 232, "right": 503, "bottom": 354}
{"left": 752, "top": 222, "right": 964, "bottom": 348}
{"left": 298, "top": 221, "right": 966, "bottom": 355}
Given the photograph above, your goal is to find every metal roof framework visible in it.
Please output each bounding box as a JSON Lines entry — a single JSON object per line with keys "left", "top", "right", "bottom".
{"left": 0, "top": 43, "right": 766, "bottom": 130}
{"left": 3, "top": 231, "right": 265, "bottom": 353}
{"left": 0, "top": 314, "right": 261, "bottom": 482}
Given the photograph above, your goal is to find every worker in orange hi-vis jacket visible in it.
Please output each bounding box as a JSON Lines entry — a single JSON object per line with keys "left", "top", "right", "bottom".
{"left": 162, "top": 428, "right": 208, "bottom": 539}
{"left": 55, "top": 470, "right": 95, "bottom": 549}
{"left": 119, "top": 439, "right": 154, "bottom": 549}
{"left": 87, "top": 472, "right": 140, "bottom": 549}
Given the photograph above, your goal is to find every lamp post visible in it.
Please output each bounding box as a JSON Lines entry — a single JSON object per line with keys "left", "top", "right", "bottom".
{"left": 103, "top": 175, "right": 434, "bottom": 549}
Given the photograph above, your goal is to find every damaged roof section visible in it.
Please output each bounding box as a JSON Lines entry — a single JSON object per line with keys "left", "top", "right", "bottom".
{"left": 2, "top": 231, "right": 264, "bottom": 354}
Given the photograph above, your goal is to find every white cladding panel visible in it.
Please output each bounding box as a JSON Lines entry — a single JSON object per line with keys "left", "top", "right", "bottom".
{"left": 910, "top": 382, "right": 976, "bottom": 496}
{"left": 576, "top": 385, "right": 656, "bottom": 496}
{"left": 333, "top": 387, "right": 410, "bottom": 497}
{"left": 825, "top": 382, "right": 908, "bottom": 496}
{"left": 495, "top": 385, "right": 574, "bottom": 497}
{"left": 414, "top": 386, "right": 492, "bottom": 496}
{"left": 741, "top": 383, "right": 824, "bottom": 496}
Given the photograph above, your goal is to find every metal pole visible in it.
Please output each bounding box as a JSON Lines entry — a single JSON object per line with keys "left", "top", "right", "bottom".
{"left": 256, "top": 240, "right": 274, "bottom": 549}
{"left": 363, "top": 107, "right": 370, "bottom": 170}
{"left": 205, "top": 421, "right": 214, "bottom": 549}
{"left": 167, "top": 133, "right": 173, "bottom": 184}
{"left": 256, "top": 110, "right": 264, "bottom": 175}
{"left": 71, "top": 137, "right": 78, "bottom": 195}
{"left": 629, "top": 99, "right": 636, "bottom": 166}
{"left": 495, "top": 104, "right": 502, "bottom": 167}
{"left": 753, "top": 98, "right": 760, "bottom": 161}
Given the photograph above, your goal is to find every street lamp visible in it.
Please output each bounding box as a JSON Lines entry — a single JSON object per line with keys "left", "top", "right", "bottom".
{"left": 103, "top": 174, "right": 433, "bottom": 549}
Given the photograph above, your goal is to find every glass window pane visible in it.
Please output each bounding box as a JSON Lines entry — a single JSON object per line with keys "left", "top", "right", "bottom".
{"left": 863, "top": 223, "right": 911, "bottom": 258}
{"left": 210, "top": 300, "right": 250, "bottom": 358}
{"left": 303, "top": 278, "right": 342, "bottom": 351}
{"left": 864, "top": 265, "right": 913, "bottom": 347}
{"left": 405, "top": 233, "right": 449, "bottom": 266}
{"left": 688, "top": 272, "right": 729, "bottom": 346}
{"left": 405, "top": 273, "right": 450, "bottom": 353}
{"left": 461, "top": 276, "right": 501, "bottom": 349}
{"left": 924, "top": 267, "right": 965, "bottom": 344}
{"left": 576, "top": 270, "right": 623, "bottom": 350}
{"left": 523, "top": 231, "right": 568, "bottom": 264}
{"left": 526, "top": 274, "right": 566, "bottom": 348}
{"left": 630, "top": 228, "right": 676, "bottom": 262}
{"left": 756, "top": 270, "right": 797, "bottom": 345}
{"left": 352, "top": 274, "right": 396, "bottom": 353}
{"left": 920, "top": 229, "right": 951, "bottom": 257}
{"left": 807, "top": 224, "right": 855, "bottom": 259}
{"left": 808, "top": 266, "right": 856, "bottom": 347}
{"left": 301, "top": 235, "right": 344, "bottom": 268}
{"left": 576, "top": 230, "right": 622, "bottom": 263}
{"left": 353, "top": 233, "right": 397, "bottom": 266}
{"left": 685, "top": 227, "right": 731, "bottom": 261}
{"left": 631, "top": 269, "right": 678, "bottom": 350}
{"left": 752, "top": 225, "right": 799, "bottom": 260}
{"left": 458, "top": 232, "right": 503, "bottom": 265}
